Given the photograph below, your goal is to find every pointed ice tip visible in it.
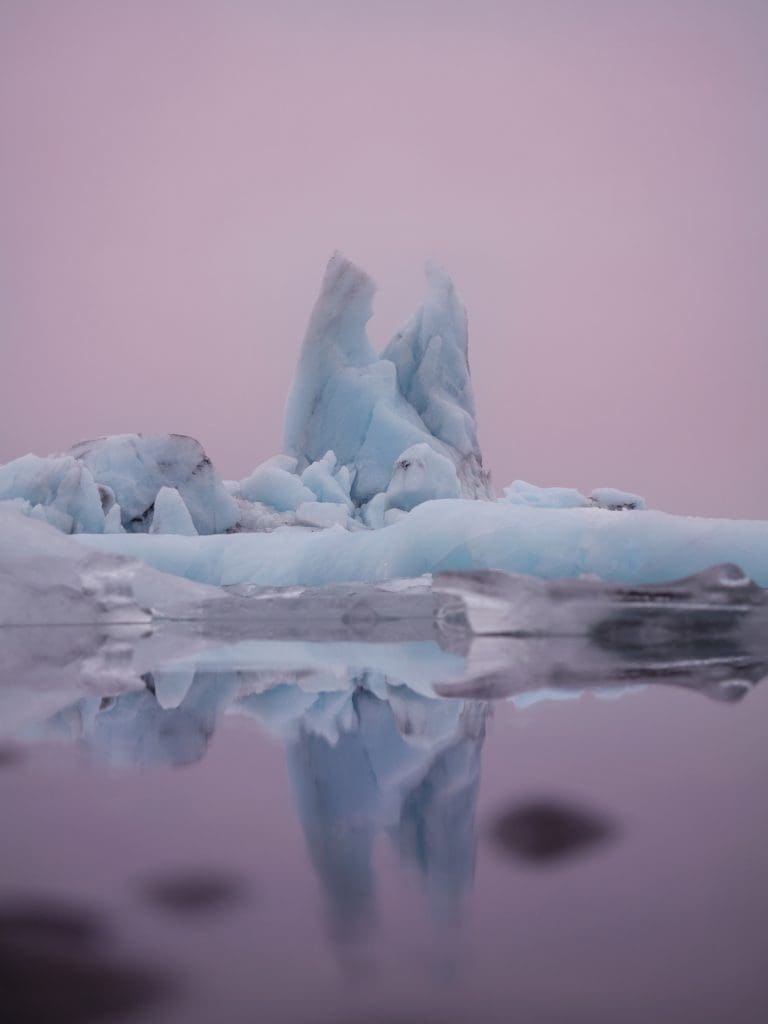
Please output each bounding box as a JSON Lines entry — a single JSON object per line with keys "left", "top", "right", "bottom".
{"left": 316, "top": 251, "right": 377, "bottom": 316}
{"left": 324, "top": 250, "right": 374, "bottom": 284}
{"left": 424, "top": 257, "right": 454, "bottom": 293}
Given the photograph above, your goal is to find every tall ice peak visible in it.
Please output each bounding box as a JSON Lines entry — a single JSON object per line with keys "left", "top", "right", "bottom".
{"left": 283, "top": 254, "right": 491, "bottom": 505}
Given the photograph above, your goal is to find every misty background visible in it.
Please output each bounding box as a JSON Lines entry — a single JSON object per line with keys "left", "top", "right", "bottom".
{"left": 1, "top": 0, "right": 766, "bottom": 518}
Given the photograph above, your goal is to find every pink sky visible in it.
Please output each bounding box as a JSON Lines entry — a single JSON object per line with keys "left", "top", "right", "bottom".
{"left": 1, "top": 1, "right": 766, "bottom": 518}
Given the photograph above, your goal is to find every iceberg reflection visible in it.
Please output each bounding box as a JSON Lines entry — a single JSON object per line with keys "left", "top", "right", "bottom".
{"left": 2, "top": 562, "right": 766, "bottom": 945}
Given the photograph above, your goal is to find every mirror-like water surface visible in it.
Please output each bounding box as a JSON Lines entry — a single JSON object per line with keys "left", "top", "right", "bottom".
{"left": 1, "top": 591, "right": 767, "bottom": 1024}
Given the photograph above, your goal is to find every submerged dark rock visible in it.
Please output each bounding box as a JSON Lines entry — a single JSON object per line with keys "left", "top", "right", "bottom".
{"left": 0, "top": 899, "right": 172, "bottom": 1023}
{"left": 140, "top": 871, "right": 249, "bottom": 915}
{"left": 489, "top": 799, "right": 615, "bottom": 864}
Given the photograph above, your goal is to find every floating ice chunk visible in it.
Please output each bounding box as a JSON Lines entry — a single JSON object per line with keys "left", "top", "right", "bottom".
{"left": 590, "top": 487, "right": 646, "bottom": 511}
{"left": 0, "top": 453, "right": 106, "bottom": 534}
{"left": 502, "top": 480, "right": 589, "bottom": 509}
{"left": 301, "top": 451, "right": 353, "bottom": 509}
{"left": 433, "top": 563, "right": 765, "bottom": 637}
{"left": 383, "top": 259, "right": 491, "bottom": 499}
{"left": 70, "top": 433, "right": 238, "bottom": 534}
{"left": 0, "top": 504, "right": 227, "bottom": 627}
{"left": 0, "top": 505, "right": 149, "bottom": 625}
{"left": 239, "top": 459, "right": 315, "bottom": 512}
{"left": 385, "top": 443, "right": 461, "bottom": 512}
{"left": 150, "top": 486, "right": 198, "bottom": 536}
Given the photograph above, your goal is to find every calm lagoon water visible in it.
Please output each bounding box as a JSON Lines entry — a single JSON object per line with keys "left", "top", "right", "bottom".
{"left": 1, "top": 613, "right": 767, "bottom": 1024}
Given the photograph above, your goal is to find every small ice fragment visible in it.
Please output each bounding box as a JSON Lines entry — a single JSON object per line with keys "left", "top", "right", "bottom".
{"left": 149, "top": 487, "right": 198, "bottom": 536}
{"left": 589, "top": 487, "right": 646, "bottom": 511}
{"left": 239, "top": 462, "right": 315, "bottom": 512}
{"left": 502, "top": 480, "right": 589, "bottom": 509}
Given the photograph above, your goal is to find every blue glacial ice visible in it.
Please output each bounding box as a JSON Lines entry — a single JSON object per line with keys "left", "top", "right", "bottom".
{"left": 70, "top": 433, "right": 239, "bottom": 534}
{"left": 0, "top": 435, "right": 240, "bottom": 536}
{"left": 149, "top": 486, "right": 198, "bottom": 536}
{"left": 75, "top": 499, "right": 768, "bottom": 587}
{"left": 0, "top": 252, "right": 766, "bottom": 590}
{"left": 384, "top": 443, "right": 462, "bottom": 512}
{"left": 283, "top": 252, "right": 491, "bottom": 504}
{"left": 3, "top": 501, "right": 765, "bottom": 759}
{"left": 0, "top": 453, "right": 107, "bottom": 534}
{"left": 238, "top": 454, "right": 316, "bottom": 512}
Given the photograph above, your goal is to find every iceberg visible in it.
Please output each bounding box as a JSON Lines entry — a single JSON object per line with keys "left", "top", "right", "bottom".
{"left": 0, "top": 252, "right": 765, "bottom": 591}
{"left": 283, "top": 253, "right": 491, "bottom": 505}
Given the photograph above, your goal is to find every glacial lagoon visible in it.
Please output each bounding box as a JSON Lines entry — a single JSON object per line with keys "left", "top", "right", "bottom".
{"left": 2, "top": 576, "right": 767, "bottom": 1024}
